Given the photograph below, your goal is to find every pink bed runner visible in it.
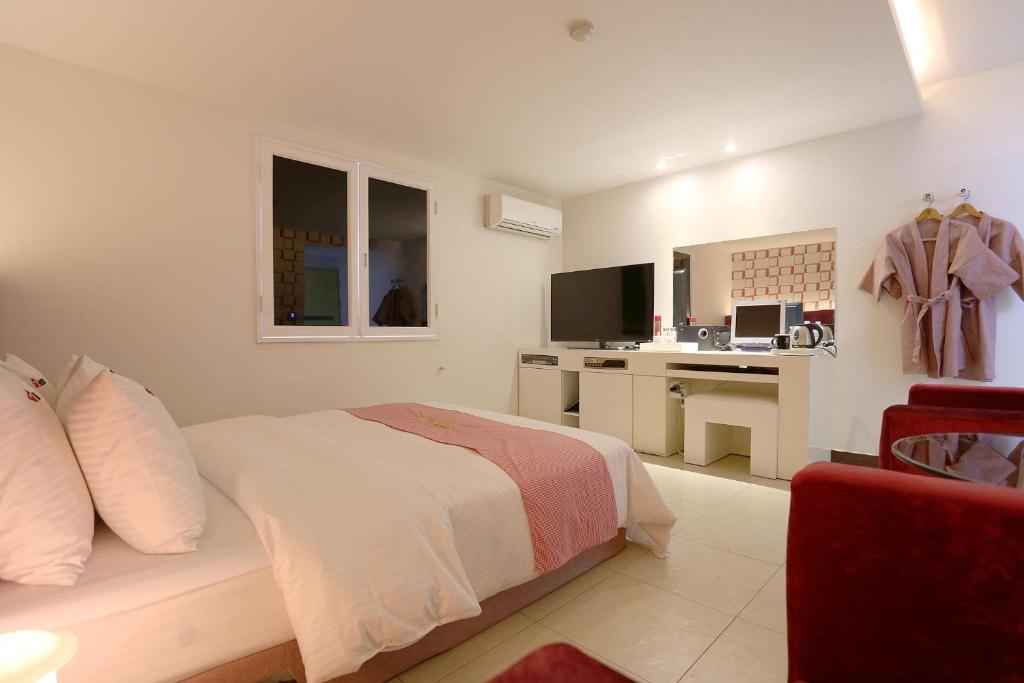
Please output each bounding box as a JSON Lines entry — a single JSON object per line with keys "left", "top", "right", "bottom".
{"left": 344, "top": 403, "right": 618, "bottom": 574}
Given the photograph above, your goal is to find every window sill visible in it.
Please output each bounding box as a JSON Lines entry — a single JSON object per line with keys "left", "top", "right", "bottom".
{"left": 258, "top": 333, "right": 439, "bottom": 344}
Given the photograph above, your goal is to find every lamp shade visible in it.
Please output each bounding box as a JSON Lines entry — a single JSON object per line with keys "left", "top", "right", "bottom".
{"left": 0, "top": 630, "right": 77, "bottom": 683}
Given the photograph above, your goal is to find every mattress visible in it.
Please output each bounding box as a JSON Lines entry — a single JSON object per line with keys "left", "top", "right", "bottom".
{"left": 0, "top": 479, "right": 293, "bottom": 683}
{"left": 0, "top": 405, "right": 669, "bottom": 682}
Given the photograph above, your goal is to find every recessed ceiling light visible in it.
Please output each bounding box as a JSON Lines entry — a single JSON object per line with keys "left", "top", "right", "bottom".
{"left": 724, "top": 142, "right": 737, "bottom": 154}
{"left": 569, "top": 20, "right": 595, "bottom": 42}
{"left": 655, "top": 161, "right": 668, "bottom": 171}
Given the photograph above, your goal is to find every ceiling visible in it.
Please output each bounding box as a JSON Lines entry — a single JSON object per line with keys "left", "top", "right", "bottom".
{"left": 0, "top": 1, "right": 926, "bottom": 198}
{"left": 895, "top": 0, "right": 1024, "bottom": 87}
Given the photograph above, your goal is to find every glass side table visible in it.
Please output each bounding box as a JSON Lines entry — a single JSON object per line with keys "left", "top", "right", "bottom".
{"left": 891, "top": 433, "right": 1024, "bottom": 487}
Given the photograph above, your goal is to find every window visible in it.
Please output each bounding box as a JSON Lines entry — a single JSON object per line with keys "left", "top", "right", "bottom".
{"left": 258, "top": 139, "right": 436, "bottom": 341}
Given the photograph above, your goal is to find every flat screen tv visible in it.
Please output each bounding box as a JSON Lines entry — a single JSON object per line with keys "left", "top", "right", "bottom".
{"left": 551, "top": 263, "right": 655, "bottom": 346}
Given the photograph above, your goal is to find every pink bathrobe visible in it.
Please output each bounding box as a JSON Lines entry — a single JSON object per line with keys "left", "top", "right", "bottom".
{"left": 860, "top": 216, "right": 1019, "bottom": 379}
{"left": 950, "top": 214, "right": 1024, "bottom": 380}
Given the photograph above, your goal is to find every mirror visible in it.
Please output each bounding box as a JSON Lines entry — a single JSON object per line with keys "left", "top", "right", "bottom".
{"left": 672, "top": 227, "right": 837, "bottom": 330}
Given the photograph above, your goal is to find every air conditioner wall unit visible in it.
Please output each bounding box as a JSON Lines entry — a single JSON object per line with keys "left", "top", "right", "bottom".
{"left": 484, "top": 193, "right": 563, "bottom": 239}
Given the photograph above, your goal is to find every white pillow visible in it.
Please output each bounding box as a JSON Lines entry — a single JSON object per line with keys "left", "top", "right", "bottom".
{"left": 0, "top": 372, "right": 94, "bottom": 585}
{"left": 56, "top": 354, "right": 108, "bottom": 423}
{"left": 0, "top": 353, "right": 57, "bottom": 407}
{"left": 64, "top": 369, "right": 205, "bottom": 553}
{"left": 54, "top": 353, "right": 81, "bottom": 394}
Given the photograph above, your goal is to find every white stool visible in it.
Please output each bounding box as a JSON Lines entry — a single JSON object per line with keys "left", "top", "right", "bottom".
{"left": 683, "top": 391, "right": 779, "bottom": 479}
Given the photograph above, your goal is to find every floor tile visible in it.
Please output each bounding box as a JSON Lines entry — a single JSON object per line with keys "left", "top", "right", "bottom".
{"left": 402, "top": 613, "right": 533, "bottom": 683}
{"left": 621, "top": 539, "right": 776, "bottom": 614}
{"left": 641, "top": 454, "right": 790, "bottom": 492}
{"left": 663, "top": 496, "right": 709, "bottom": 533}
{"left": 681, "top": 619, "right": 788, "bottom": 682}
{"left": 540, "top": 573, "right": 732, "bottom": 683}
{"left": 437, "top": 623, "right": 573, "bottom": 683}
{"left": 739, "top": 566, "right": 787, "bottom": 634}
{"left": 639, "top": 452, "right": 688, "bottom": 469}
{"left": 750, "top": 476, "right": 792, "bottom": 492}
{"left": 645, "top": 465, "right": 749, "bottom": 508}
{"left": 691, "top": 454, "right": 755, "bottom": 481}
{"left": 679, "top": 486, "right": 790, "bottom": 565}
{"left": 601, "top": 542, "right": 649, "bottom": 571}
{"left": 520, "top": 565, "right": 613, "bottom": 620}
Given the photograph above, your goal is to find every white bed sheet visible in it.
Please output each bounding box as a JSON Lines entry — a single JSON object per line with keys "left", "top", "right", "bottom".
{"left": 0, "top": 479, "right": 290, "bottom": 683}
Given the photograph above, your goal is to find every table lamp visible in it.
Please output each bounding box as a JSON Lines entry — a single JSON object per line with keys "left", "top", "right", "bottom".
{"left": 0, "top": 630, "right": 78, "bottom": 683}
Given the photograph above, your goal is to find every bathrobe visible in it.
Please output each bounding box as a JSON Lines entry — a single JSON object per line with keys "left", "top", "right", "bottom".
{"left": 950, "top": 214, "right": 1024, "bottom": 380}
{"left": 860, "top": 216, "right": 1019, "bottom": 378}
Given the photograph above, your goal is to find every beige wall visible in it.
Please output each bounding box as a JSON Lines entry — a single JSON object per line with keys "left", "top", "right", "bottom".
{"left": 564, "top": 60, "right": 1024, "bottom": 454}
{"left": 0, "top": 45, "right": 561, "bottom": 425}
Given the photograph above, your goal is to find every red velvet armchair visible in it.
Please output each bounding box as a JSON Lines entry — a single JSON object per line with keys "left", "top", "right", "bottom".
{"left": 879, "top": 384, "right": 1024, "bottom": 473}
{"left": 788, "top": 462, "right": 1024, "bottom": 682}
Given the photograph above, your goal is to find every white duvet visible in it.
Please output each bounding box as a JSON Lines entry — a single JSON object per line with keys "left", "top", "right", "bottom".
{"left": 183, "top": 404, "right": 674, "bottom": 683}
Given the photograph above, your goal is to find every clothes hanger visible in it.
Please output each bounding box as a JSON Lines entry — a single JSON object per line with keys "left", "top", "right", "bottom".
{"left": 915, "top": 193, "right": 941, "bottom": 241}
{"left": 949, "top": 188, "right": 983, "bottom": 219}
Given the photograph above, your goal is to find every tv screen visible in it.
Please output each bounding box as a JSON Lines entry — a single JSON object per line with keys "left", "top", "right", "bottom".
{"left": 551, "top": 263, "right": 654, "bottom": 343}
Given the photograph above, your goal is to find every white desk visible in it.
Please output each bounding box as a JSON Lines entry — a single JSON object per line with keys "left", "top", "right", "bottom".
{"left": 517, "top": 347, "right": 833, "bottom": 480}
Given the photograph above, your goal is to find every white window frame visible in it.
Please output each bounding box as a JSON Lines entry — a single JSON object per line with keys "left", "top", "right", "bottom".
{"left": 358, "top": 164, "right": 437, "bottom": 340}
{"left": 256, "top": 137, "right": 438, "bottom": 342}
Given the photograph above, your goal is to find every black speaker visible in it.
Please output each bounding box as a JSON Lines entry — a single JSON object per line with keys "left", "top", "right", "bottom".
{"left": 676, "top": 325, "right": 730, "bottom": 350}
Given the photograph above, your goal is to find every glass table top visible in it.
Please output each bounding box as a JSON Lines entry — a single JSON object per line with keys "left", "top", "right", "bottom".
{"left": 892, "top": 433, "right": 1024, "bottom": 487}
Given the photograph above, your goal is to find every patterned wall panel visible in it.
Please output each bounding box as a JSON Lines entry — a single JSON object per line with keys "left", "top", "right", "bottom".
{"left": 730, "top": 241, "right": 835, "bottom": 311}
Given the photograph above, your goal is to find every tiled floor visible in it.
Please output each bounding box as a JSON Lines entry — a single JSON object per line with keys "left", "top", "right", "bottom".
{"left": 398, "top": 454, "right": 790, "bottom": 683}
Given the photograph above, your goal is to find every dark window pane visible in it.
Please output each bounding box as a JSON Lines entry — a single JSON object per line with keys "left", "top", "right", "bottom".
{"left": 367, "top": 178, "right": 429, "bottom": 327}
{"left": 272, "top": 156, "right": 348, "bottom": 326}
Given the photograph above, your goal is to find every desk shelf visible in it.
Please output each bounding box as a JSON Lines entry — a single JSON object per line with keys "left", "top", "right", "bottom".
{"left": 665, "top": 369, "right": 779, "bottom": 384}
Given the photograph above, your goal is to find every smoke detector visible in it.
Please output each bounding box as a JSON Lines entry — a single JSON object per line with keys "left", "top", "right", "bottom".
{"left": 569, "top": 20, "right": 595, "bottom": 42}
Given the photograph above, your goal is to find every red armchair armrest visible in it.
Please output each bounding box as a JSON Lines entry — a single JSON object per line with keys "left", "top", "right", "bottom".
{"left": 788, "top": 462, "right": 1024, "bottom": 683}
{"left": 879, "top": 405, "right": 1024, "bottom": 472}
{"left": 908, "top": 384, "right": 1024, "bottom": 412}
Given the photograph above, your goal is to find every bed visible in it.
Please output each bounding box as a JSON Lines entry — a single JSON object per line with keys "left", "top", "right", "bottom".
{"left": 0, "top": 404, "right": 673, "bottom": 683}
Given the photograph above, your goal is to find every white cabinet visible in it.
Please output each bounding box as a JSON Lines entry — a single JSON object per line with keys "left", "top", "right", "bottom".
{"left": 518, "top": 367, "right": 562, "bottom": 424}
{"left": 579, "top": 371, "right": 633, "bottom": 445}
{"left": 632, "top": 375, "right": 682, "bottom": 456}
{"left": 517, "top": 348, "right": 832, "bottom": 480}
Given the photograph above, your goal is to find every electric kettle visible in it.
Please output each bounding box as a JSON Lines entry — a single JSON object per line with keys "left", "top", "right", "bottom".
{"left": 790, "top": 323, "right": 830, "bottom": 348}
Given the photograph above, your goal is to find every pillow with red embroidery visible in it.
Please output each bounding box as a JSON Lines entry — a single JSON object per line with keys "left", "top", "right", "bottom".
{"left": 0, "top": 353, "right": 57, "bottom": 407}
{"left": 63, "top": 367, "right": 205, "bottom": 554}
{"left": 0, "top": 370, "right": 94, "bottom": 585}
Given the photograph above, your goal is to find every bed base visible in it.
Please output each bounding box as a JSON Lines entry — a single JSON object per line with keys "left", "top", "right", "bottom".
{"left": 181, "top": 530, "right": 627, "bottom": 683}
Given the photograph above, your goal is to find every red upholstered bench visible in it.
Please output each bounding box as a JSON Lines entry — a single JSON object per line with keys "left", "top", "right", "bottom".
{"left": 487, "top": 643, "right": 633, "bottom": 682}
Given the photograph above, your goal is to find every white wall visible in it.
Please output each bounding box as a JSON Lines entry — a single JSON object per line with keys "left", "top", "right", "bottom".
{"left": 0, "top": 45, "right": 561, "bottom": 425}
{"left": 564, "top": 59, "right": 1024, "bottom": 455}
